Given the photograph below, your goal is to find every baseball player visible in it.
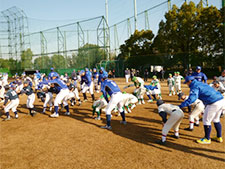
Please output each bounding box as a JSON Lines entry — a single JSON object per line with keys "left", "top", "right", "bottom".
{"left": 48, "top": 68, "right": 59, "bottom": 80}
{"left": 144, "top": 84, "right": 158, "bottom": 102}
{"left": 18, "top": 81, "right": 37, "bottom": 117}
{"left": 66, "top": 80, "right": 82, "bottom": 106}
{"left": 179, "top": 76, "right": 225, "bottom": 144}
{"left": 218, "top": 70, "right": 225, "bottom": 87}
{"left": 34, "top": 70, "right": 41, "bottom": 92}
{"left": 80, "top": 70, "right": 95, "bottom": 102}
{"left": 98, "top": 67, "right": 108, "bottom": 86}
{"left": 2, "top": 73, "right": 8, "bottom": 86}
{"left": 173, "top": 72, "right": 184, "bottom": 95}
{"left": 178, "top": 92, "right": 205, "bottom": 131}
{"left": 131, "top": 76, "right": 145, "bottom": 104}
{"left": 0, "top": 81, "right": 5, "bottom": 103}
{"left": 39, "top": 73, "right": 70, "bottom": 117}
{"left": 191, "top": 66, "right": 207, "bottom": 83}
{"left": 167, "top": 73, "right": 175, "bottom": 96}
{"left": 10, "top": 77, "right": 23, "bottom": 93}
{"left": 156, "top": 100, "right": 184, "bottom": 145}
{"left": 121, "top": 93, "right": 138, "bottom": 113}
{"left": 37, "top": 84, "right": 54, "bottom": 114}
{"left": 150, "top": 75, "right": 162, "bottom": 100}
{"left": 210, "top": 81, "right": 225, "bottom": 97}
{"left": 92, "top": 94, "right": 109, "bottom": 120}
{"left": 2, "top": 85, "right": 20, "bottom": 121}
{"left": 92, "top": 68, "right": 100, "bottom": 93}
{"left": 100, "top": 73, "right": 127, "bottom": 130}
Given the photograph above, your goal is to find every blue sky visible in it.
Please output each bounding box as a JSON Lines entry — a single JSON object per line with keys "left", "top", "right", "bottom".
{"left": 0, "top": 0, "right": 222, "bottom": 55}
{"left": 0, "top": 0, "right": 221, "bottom": 33}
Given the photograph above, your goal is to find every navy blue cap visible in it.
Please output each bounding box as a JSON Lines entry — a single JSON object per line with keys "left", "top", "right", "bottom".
{"left": 196, "top": 66, "right": 201, "bottom": 70}
{"left": 184, "top": 76, "right": 195, "bottom": 84}
{"left": 156, "top": 100, "right": 164, "bottom": 106}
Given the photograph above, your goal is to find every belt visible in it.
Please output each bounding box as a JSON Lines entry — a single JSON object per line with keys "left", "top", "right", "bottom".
{"left": 172, "top": 109, "right": 177, "bottom": 112}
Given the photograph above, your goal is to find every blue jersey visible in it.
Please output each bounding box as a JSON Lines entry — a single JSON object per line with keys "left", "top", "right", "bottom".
{"left": 39, "top": 79, "right": 68, "bottom": 90}
{"left": 86, "top": 70, "right": 92, "bottom": 77}
{"left": 144, "top": 85, "right": 158, "bottom": 91}
{"left": 81, "top": 73, "right": 92, "bottom": 86}
{"left": 191, "top": 72, "right": 207, "bottom": 83}
{"left": 101, "top": 79, "right": 121, "bottom": 102}
{"left": 179, "top": 79, "right": 223, "bottom": 108}
{"left": 98, "top": 71, "right": 108, "bottom": 85}
{"left": 35, "top": 72, "right": 41, "bottom": 79}
{"left": 48, "top": 71, "right": 59, "bottom": 80}
{"left": 93, "top": 72, "right": 99, "bottom": 79}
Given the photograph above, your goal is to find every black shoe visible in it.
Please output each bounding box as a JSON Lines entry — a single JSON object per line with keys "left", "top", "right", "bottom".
{"left": 184, "top": 127, "right": 193, "bottom": 131}
{"left": 156, "top": 140, "right": 166, "bottom": 145}
{"left": 171, "top": 135, "right": 179, "bottom": 139}
{"left": 194, "top": 123, "right": 199, "bottom": 127}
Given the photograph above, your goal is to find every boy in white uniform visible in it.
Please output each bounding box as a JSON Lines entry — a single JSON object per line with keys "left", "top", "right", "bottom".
{"left": 150, "top": 75, "right": 162, "bottom": 100}
{"left": 132, "top": 76, "right": 145, "bottom": 104}
{"left": 2, "top": 85, "right": 20, "bottom": 121}
{"left": 178, "top": 92, "right": 205, "bottom": 131}
{"left": 156, "top": 100, "right": 184, "bottom": 145}
{"left": 167, "top": 73, "right": 175, "bottom": 96}
{"left": 173, "top": 72, "right": 184, "bottom": 94}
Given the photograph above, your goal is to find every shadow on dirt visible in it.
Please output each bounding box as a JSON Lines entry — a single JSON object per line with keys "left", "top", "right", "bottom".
{"left": 65, "top": 107, "right": 225, "bottom": 162}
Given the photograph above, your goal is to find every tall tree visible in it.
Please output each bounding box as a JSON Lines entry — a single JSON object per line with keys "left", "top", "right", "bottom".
{"left": 34, "top": 55, "right": 51, "bottom": 69}
{"left": 21, "top": 48, "right": 33, "bottom": 69}
{"left": 118, "top": 30, "right": 159, "bottom": 67}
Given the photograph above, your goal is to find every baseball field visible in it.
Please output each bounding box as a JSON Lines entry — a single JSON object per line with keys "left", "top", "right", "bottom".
{"left": 0, "top": 78, "right": 224, "bottom": 169}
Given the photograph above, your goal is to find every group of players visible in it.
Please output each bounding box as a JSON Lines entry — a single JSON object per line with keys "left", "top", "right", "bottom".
{"left": 0, "top": 66, "right": 225, "bottom": 145}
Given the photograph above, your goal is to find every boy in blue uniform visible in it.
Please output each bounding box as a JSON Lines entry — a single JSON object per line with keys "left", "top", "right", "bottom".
{"left": 191, "top": 66, "right": 207, "bottom": 83}
{"left": 100, "top": 72, "right": 127, "bottom": 130}
{"left": 80, "top": 70, "right": 95, "bottom": 102}
{"left": 39, "top": 73, "right": 70, "bottom": 117}
{"left": 179, "top": 76, "right": 225, "bottom": 144}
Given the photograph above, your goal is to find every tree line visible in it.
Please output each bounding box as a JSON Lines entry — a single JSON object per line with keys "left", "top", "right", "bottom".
{"left": 118, "top": 1, "right": 224, "bottom": 70}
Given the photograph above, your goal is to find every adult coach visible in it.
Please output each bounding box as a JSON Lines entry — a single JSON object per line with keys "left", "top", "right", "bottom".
{"left": 191, "top": 66, "right": 207, "bottom": 83}
{"left": 179, "top": 76, "right": 225, "bottom": 144}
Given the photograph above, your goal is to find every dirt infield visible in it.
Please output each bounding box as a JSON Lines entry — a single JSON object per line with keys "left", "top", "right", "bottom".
{"left": 0, "top": 78, "right": 225, "bottom": 169}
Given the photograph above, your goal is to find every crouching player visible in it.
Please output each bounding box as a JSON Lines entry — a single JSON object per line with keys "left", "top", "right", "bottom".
{"left": 121, "top": 93, "right": 138, "bottom": 113}
{"left": 178, "top": 92, "right": 205, "bottom": 131}
{"left": 92, "top": 94, "right": 109, "bottom": 120}
{"left": 39, "top": 73, "right": 70, "bottom": 118}
{"left": 18, "top": 81, "right": 37, "bottom": 117}
{"left": 156, "top": 100, "right": 184, "bottom": 145}
{"left": 179, "top": 76, "right": 225, "bottom": 144}
{"left": 37, "top": 84, "right": 54, "bottom": 114}
{"left": 2, "top": 85, "right": 20, "bottom": 121}
{"left": 131, "top": 76, "right": 145, "bottom": 104}
{"left": 100, "top": 73, "right": 127, "bottom": 130}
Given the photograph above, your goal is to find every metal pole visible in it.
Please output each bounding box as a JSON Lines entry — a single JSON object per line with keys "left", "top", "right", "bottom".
{"left": 105, "top": 0, "right": 109, "bottom": 26}
{"left": 134, "top": 0, "right": 137, "bottom": 31}
{"left": 223, "top": 0, "right": 225, "bottom": 68}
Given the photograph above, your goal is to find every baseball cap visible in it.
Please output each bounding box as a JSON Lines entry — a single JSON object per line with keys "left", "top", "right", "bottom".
{"left": 102, "top": 72, "right": 108, "bottom": 79}
{"left": 132, "top": 76, "right": 137, "bottom": 82}
{"left": 213, "top": 80, "right": 220, "bottom": 85}
{"left": 79, "top": 70, "right": 85, "bottom": 75}
{"left": 50, "top": 67, "right": 54, "bottom": 71}
{"left": 196, "top": 66, "right": 201, "bottom": 70}
{"left": 156, "top": 99, "right": 164, "bottom": 106}
{"left": 178, "top": 92, "right": 185, "bottom": 100}
{"left": 184, "top": 76, "right": 195, "bottom": 84}
{"left": 153, "top": 75, "right": 157, "bottom": 79}
{"left": 169, "top": 73, "right": 172, "bottom": 76}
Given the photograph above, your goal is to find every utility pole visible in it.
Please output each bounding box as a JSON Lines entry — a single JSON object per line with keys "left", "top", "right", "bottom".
{"left": 134, "top": 0, "right": 137, "bottom": 31}
{"left": 105, "top": 0, "right": 108, "bottom": 26}
{"left": 223, "top": 0, "right": 225, "bottom": 68}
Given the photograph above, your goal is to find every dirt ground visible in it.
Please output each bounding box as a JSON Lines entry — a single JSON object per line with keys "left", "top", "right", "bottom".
{"left": 0, "top": 78, "right": 224, "bottom": 169}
